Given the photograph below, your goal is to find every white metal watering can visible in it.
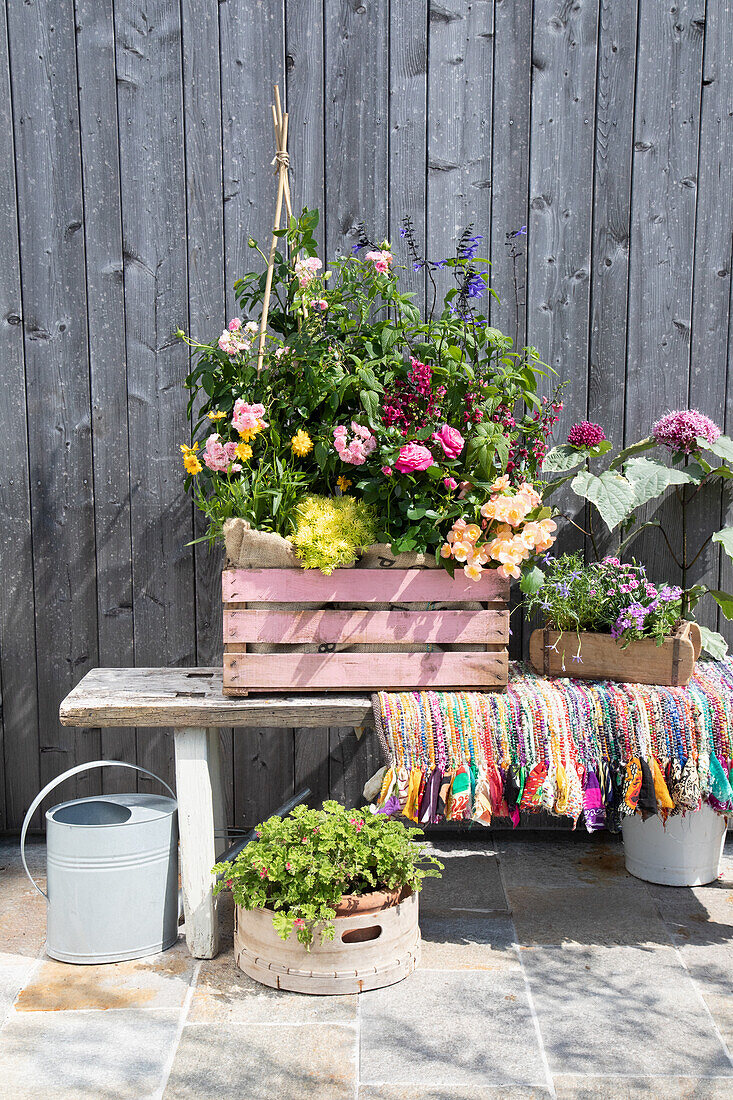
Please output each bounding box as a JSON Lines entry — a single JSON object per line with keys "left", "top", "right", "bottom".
{"left": 21, "top": 760, "right": 179, "bottom": 964}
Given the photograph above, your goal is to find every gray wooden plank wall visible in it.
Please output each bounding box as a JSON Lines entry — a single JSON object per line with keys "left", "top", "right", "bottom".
{"left": 0, "top": 0, "right": 731, "bottom": 830}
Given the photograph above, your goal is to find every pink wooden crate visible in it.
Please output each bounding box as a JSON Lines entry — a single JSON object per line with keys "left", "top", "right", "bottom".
{"left": 222, "top": 567, "right": 509, "bottom": 695}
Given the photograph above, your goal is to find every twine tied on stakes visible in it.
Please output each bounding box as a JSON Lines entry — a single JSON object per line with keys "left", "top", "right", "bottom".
{"left": 257, "top": 84, "right": 293, "bottom": 374}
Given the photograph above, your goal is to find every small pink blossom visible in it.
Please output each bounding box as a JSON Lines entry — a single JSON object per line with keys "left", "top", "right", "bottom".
{"left": 444, "top": 477, "right": 458, "bottom": 491}
{"left": 394, "top": 442, "right": 434, "bottom": 474}
{"left": 333, "top": 423, "right": 377, "bottom": 465}
{"left": 203, "top": 434, "right": 241, "bottom": 473}
{"left": 294, "top": 256, "right": 322, "bottom": 287}
{"left": 433, "top": 424, "right": 465, "bottom": 459}
{"left": 381, "top": 465, "right": 393, "bottom": 476}
{"left": 228, "top": 317, "right": 242, "bottom": 332}
{"left": 259, "top": 867, "right": 267, "bottom": 878}
{"left": 364, "top": 249, "right": 393, "bottom": 274}
{"left": 232, "top": 400, "right": 268, "bottom": 435}
{"left": 293, "top": 917, "right": 305, "bottom": 928}
{"left": 311, "top": 298, "right": 328, "bottom": 311}
{"left": 285, "top": 862, "right": 292, "bottom": 871}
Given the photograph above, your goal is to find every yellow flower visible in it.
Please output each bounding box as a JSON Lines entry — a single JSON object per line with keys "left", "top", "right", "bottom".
{"left": 180, "top": 441, "right": 199, "bottom": 455}
{"left": 207, "top": 410, "right": 227, "bottom": 421}
{"left": 291, "top": 429, "right": 314, "bottom": 457}
{"left": 238, "top": 427, "right": 258, "bottom": 443}
{"left": 183, "top": 453, "right": 202, "bottom": 475}
{"left": 235, "top": 441, "right": 253, "bottom": 462}
{"left": 336, "top": 475, "right": 352, "bottom": 491}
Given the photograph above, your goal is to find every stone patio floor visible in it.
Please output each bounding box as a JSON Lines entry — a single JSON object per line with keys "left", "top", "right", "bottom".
{"left": 1, "top": 832, "right": 732, "bottom": 1099}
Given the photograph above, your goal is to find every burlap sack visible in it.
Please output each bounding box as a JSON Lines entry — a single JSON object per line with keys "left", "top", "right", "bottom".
{"left": 224, "top": 526, "right": 484, "bottom": 655}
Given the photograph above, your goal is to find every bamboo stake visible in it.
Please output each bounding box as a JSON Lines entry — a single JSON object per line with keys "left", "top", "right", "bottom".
{"left": 256, "top": 85, "right": 292, "bottom": 373}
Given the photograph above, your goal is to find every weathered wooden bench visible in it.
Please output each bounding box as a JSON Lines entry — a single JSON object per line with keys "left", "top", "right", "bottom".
{"left": 59, "top": 667, "right": 373, "bottom": 959}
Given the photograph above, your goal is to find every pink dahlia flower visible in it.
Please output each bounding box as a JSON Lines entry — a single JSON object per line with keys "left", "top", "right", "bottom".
{"left": 394, "top": 443, "right": 434, "bottom": 474}
{"left": 432, "top": 424, "right": 465, "bottom": 459}
{"left": 567, "top": 421, "right": 606, "bottom": 448}
{"left": 652, "top": 409, "right": 721, "bottom": 454}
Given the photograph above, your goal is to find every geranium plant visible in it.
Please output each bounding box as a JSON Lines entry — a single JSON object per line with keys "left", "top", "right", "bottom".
{"left": 178, "top": 209, "right": 559, "bottom": 584}
{"left": 524, "top": 553, "right": 683, "bottom": 660}
{"left": 542, "top": 410, "right": 733, "bottom": 656}
{"left": 213, "top": 801, "right": 443, "bottom": 948}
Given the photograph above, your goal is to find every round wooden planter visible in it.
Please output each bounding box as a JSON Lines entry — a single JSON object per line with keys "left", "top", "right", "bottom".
{"left": 234, "top": 888, "right": 420, "bottom": 995}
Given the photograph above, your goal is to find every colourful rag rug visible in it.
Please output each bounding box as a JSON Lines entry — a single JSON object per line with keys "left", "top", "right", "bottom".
{"left": 370, "top": 660, "right": 733, "bottom": 831}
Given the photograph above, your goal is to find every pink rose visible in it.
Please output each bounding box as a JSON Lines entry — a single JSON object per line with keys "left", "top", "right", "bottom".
{"left": 381, "top": 465, "right": 393, "bottom": 476}
{"left": 444, "top": 477, "right": 458, "bottom": 491}
{"left": 232, "top": 400, "right": 268, "bottom": 435}
{"left": 365, "top": 249, "right": 393, "bottom": 274}
{"left": 228, "top": 317, "right": 242, "bottom": 331}
{"left": 203, "top": 434, "right": 242, "bottom": 473}
{"left": 433, "top": 424, "right": 465, "bottom": 459}
{"left": 394, "top": 443, "right": 434, "bottom": 474}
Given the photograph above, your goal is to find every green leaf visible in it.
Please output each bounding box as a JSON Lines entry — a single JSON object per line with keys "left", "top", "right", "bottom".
{"left": 360, "top": 389, "right": 379, "bottom": 424}
{"left": 709, "top": 589, "right": 733, "bottom": 621}
{"left": 623, "top": 456, "right": 694, "bottom": 508}
{"left": 697, "top": 624, "right": 729, "bottom": 660}
{"left": 712, "top": 527, "right": 733, "bottom": 559}
{"left": 698, "top": 433, "right": 733, "bottom": 464}
{"left": 520, "top": 566, "right": 544, "bottom": 595}
{"left": 540, "top": 473, "right": 577, "bottom": 499}
{"left": 609, "top": 435, "right": 656, "bottom": 469}
{"left": 542, "top": 444, "right": 586, "bottom": 473}
{"left": 570, "top": 469, "right": 637, "bottom": 531}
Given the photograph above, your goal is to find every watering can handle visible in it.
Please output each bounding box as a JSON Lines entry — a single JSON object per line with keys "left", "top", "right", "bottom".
{"left": 20, "top": 760, "right": 175, "bottom": 900}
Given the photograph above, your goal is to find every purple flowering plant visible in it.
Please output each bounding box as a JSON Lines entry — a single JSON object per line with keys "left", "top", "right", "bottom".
{"left": 524, "top": 553, "right": 682, "bottom": 648}
{"left": 541, "top": 410, "right": 733, "bottom": 657}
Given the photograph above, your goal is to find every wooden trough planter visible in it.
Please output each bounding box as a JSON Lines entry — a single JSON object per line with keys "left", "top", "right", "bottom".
{"left": 222, "top": 566, "right": 510, "bottom": 694}
{"left": 529, "top": 621, "right": 702, "bottom": 687}
{"left": 234, "top": 888, "right": 420, "bottom": 994}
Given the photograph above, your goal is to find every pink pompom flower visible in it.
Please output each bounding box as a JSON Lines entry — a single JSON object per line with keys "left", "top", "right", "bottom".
{"left": 333, "top": 423, "right": 377, "bottom": 466}
{"left": 394, "top": 443, "right": 434, "bottom": 474}
{"left": 231, "top": 400, "right": 268, "bottom": 436}
{"left": 653, "top": 409, "right": 721, "bottom": 454}
{"left": 433, "top": 424, "right": 465, "bottom": 459}
{"left": 203, "top": 434, "right": 241, "bottom": 473}
{"left": 567, "top": 421, "right": 607, "bottom": 448}
{"left": 293, "top": 256, "right": 322, "bottom": 287}
{"left": 364, "top": 249, "right": 393, "bottom": 274}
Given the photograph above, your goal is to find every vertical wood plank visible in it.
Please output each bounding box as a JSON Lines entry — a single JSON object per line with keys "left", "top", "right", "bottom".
{"left": 427, "top": 0, "right": 494, "bottom": 296}
{"left": 626, "top": 1, "right": 705, "bottom": 431}
{"left": 75, "top": 0, "right": 137, "bottom": 791}
{"left": 389, "top": 0, "right": 428, "bottom": 301}
{"left": 234, "top": 729, "right": 295, "bottom": 830}
{"left": 324, "top": 0, "right": 389, "bottom": 258}
{"left": 285, "top": 0, "right": 325, "bottom": 248}
{"left": 294, "top": 727, "right": 329, "bottom": 809}
{"left": 527, "top": 0, "right": 598, "bottom": 439}
{"left": 329, "top": 726, "right": 383, "bottom": 809}
{"left": 691, "top": 1, "right": 733, "bottom": 637}
{"left": 115, "top": 0, "right": 194, "bottom": 794}
{"left": 625, "top": 1, "right": 705, "bottom": 591}
{"left": 181, "top": 0, "right": 233, "bottom": 825}
{"left": 0, "top": 0, "right": 39, "bottom": 829}
{"left": 490, "top": 0, "right": 531, "bottom": 348}
{"left": 220, "top": 0, "right": 284, "bottom": 314}
{"left": 7, "top": 0, "right": 100, "bottom": 805}
{"left": 587, "top": 0, "right": 639, "bottom": 449}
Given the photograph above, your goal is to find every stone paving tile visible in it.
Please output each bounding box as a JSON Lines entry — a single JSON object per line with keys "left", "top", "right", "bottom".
{"left": 646, "top": 882, "right": 733, "bottom": 946}
{"left": 419, "top": 851, "right": 509, "bottom": 915}
{"left": 359, "top": 1086, "right": 550, "bottom": 1100}
{"left": 0, "top": 858, "right": 48, "bottom": 958}
{"left": 188, "top": 944, "right": 357, "bottom": 1023}
{"left": 521, "top": 944, "right": 733, "bottom": 1078}
{"left": 701, "top": 992, "right": 733, "bottom": 1050}
{"left": 419, "top": 915, "right": 517, "bottom": 970}
{"left": 14, "top": 936, "right": 195, "bottom": 1011}
{"left": 0, "top": 1007, "right": 180, "bottom": 1099}
{"left": 508, "top": 883, "right": 670, "bottom": 947}
{"left": 554, "top": 1076, "right": 733, "bottom": 1100}
{"left": 497, "top": 836, "right": 629, "bottom": 889}
{"left": 0, "top": 953, "right": 38, "bottom": 1027}
{"left": 163, "top": 1022, "right": 357, "bottom": 1099}
{"left": 359, "top": 967, "right": 546, "bottom": 1089}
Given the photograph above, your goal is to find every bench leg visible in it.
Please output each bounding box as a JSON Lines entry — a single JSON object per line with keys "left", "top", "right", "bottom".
{"left": 174, "top": 726, "right": 223, "bottom": 959}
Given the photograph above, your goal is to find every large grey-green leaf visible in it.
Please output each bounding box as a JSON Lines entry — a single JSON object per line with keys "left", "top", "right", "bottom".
{"left": 542, "top": 444, "right": 585, "bottom": 473}
{"left": 520, "top": 565, "right": 544, "bottom": 595}
{"left": 571, "top": 469, "right": 637, "bottom": 531}
{"left": 699, "top": 433, "right": 733, "bottom": 464}
{"left": 623, "top": 456, "right": 693, "bottom": 508}
{"left": 712, "top": 527, "right": 733, "bottom": 560}
{"left": 709, "top": 589, "right": 733, "bottom": 621}
{"left": 609, "top": 435, "right": 656, "bottom": 469}
{"left": 697, "top": 624, "right": 728, "bottom": 660}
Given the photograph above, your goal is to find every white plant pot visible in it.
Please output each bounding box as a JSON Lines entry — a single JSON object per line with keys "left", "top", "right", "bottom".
{"left": 622, "top": 805, "right": 727, "bottom": 886}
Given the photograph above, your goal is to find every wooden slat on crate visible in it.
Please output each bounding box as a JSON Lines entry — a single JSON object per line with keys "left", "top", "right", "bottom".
{"left": 224, "top": 608, "right": 509, "bottom": 646}
{"left": 529, "top": 628, "right": 696, "bottom": 687}
{"left": 223, "top": 568, "right": 509, "bottom": 604}
{"left": 223, "top": 651, "right": 508, "bottom": 692}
